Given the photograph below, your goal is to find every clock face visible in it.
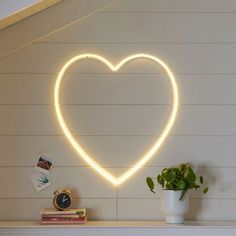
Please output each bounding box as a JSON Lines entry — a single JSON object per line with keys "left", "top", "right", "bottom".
{"left": 55, "top": 193, "right": 71, "bottom": 210}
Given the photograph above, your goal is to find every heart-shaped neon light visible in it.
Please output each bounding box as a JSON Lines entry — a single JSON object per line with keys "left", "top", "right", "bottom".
{"left": 55, "top": 54, "right": 179, "bottom": 185}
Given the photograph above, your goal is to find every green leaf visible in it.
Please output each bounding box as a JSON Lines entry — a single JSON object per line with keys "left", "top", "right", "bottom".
{"left": 178, "top": 163, "right": 187, "bottom": 173}
{"left": 166, "top": 183, "right": 174, "bottom": 190}
{"left": 188, "top": 182, "right": 200, "bottom": 190}
{"left": 162, "top": 168, "right": 168, "bottom": 174}
{"left": 157, "top": 175, "right": 164, "bottom": 188}
{"left": 186, "top": 167, "right": 196, "bottom": 184}
{"left": 161, "top": 168, "right": 168, "bottom": 179}
{"left": 179, "top": 190, "right": 187, "bottom": 201}
{"left": 200, "top": 176, "right": 204, "bottom": 184}
{"left": 194, "top": 184, "right": 200, "bottom": 190}
{"left": 146, "top": 177, "right": 155, "bottom": 193}
{"left": 203, "top": 187, "right": 209, "bottom": 194}
{"left": 176, "top": 180, "right": 186, "bottom": 190}
{"left": 165, "top": 169, "right": 176, "bottom": 182}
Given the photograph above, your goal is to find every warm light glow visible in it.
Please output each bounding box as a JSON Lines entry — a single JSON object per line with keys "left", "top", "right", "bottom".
{"left": 54, "top": 54, "right": 179, "bottom": 185}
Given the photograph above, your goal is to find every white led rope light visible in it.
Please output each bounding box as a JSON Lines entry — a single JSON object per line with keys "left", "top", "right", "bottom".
{"left": 55, "top": 54, "right": 179, "bottom": 185}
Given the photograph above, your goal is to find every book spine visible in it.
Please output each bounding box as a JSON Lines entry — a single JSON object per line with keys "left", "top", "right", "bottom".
{"left": 41, "top": 221, "right": 86, "bottom": 225}
{"left": 42, "top": 214, "right": 85, "bottom": 219}
{"left": 41, "top": 209, "right": 86, "bottom": 215}
{"left": 42, "top": 216, "right": 86, "bottom": 222}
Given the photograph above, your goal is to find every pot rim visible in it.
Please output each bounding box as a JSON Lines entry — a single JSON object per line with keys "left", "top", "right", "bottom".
{"left": 161, "top": 189, "right": 189, "bottom": 192}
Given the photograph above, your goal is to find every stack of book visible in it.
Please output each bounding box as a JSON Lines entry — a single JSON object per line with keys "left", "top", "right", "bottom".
{"left": 41, "top": 208, "right": 87, "bottom": 225}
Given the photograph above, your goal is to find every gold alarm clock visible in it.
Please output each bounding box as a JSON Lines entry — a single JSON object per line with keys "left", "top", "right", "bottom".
{"left": 53, "top": 189, "right": 72, "bottom": 211}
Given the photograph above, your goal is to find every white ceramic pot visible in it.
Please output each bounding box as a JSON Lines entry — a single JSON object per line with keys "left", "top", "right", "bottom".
{"left": 161, "top": 190, "right": 189, "bottom": 224}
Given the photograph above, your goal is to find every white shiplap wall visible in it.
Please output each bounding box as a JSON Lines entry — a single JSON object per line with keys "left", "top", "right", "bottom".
{"left": 0, "top": 0, "right": 236, "bottom": 221}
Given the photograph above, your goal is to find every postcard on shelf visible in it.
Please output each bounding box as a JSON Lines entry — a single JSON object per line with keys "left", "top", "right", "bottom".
{"left": 35, "top": 154, "right": 54, "bottom": 174}
{"left": 30, "top": 172, "right": 51, "bottom": 192}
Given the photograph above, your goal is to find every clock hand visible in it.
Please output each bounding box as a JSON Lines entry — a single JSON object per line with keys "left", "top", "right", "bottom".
{"left": 62, "top": 197, "right": 68, "bottom": 202}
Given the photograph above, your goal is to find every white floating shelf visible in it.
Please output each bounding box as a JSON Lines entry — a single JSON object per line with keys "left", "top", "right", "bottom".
{"left": 0, "top": 221, "right": 236, "bottom": 236}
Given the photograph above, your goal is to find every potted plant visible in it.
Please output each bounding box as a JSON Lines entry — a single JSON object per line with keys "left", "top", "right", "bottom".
{"left": 146, "top": 163, "right": 208, "bottom": 224}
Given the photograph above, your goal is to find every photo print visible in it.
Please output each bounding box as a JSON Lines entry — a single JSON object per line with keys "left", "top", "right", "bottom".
{"left": 35, "top": 154, "right": 54, "bottom": 174}
{"left": 30, "top": 172, "right": 51, "bottom": 192}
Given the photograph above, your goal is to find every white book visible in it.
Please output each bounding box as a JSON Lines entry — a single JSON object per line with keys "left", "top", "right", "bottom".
{"left": 41, "top": 208, "right": 86, "bottom": 216}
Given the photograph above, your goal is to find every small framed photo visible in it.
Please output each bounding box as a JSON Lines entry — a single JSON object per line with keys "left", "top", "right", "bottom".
{"left": 35, "top": 154, "right": 54, "bottom": 174}
{"left": 30, "top": 172, "right": 51, "bottom": 192}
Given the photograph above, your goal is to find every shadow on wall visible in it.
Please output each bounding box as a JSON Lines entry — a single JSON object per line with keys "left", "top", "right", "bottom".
{"left": 69, "top": 187, "right": 96, "bottom": 220}
{"left": 187, "top": 164, "right": 217, "bottom": 220}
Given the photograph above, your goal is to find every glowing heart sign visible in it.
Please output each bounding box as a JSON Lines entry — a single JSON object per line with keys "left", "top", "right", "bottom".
{"left": 54, "top": 54, "right": 179, "bottom": 185}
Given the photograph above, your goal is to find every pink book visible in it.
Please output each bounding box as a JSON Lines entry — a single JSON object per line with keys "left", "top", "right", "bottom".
{"left": 42, "top": 216, "right": 86, "bottom": 222}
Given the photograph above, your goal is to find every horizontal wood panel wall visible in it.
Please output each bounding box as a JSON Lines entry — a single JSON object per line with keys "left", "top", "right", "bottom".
{"left": 0, "top": 0, "right": 236, "bottom": 220}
